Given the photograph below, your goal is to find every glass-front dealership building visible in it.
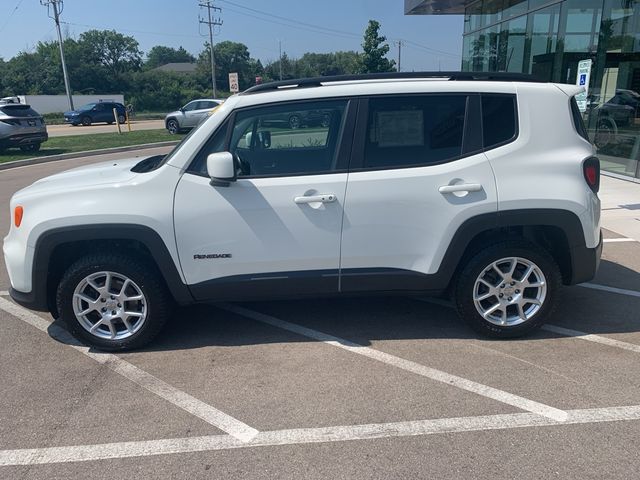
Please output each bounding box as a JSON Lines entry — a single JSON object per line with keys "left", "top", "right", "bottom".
{"left": 405, "top": 0, "right": 640, "bottom": 180}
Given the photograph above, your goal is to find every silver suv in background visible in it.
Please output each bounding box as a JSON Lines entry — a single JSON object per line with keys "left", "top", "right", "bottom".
{"left": 165, "top": 99, "right": 222, "bottom": 134}
{"left": 0, "top": 103, "right": 48, "bottom": 153}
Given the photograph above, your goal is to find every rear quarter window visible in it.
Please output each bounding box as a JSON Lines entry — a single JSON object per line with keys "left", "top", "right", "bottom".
{"left": 570, "top": 97, "right": 590, "bottom": 142}
{"left": 481, "top": 94, "right": 517, "bottom": 149}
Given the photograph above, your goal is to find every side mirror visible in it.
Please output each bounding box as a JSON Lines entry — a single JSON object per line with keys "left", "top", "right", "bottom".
{"left": 206, "top": 152, "right": 236, "bottom": 187}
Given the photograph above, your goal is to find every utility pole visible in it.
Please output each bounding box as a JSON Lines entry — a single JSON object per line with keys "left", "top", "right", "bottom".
{"left": 199, "top": 0, "right": 222, "bottom": 98}
{"left": 40, "top": 0, "right": 73, "bottom": 110}
{"left": 279, "top": 40, "right": 283, "bottom": 81}
{"left": 395, "top": 40, "right": 403, "bottom": 72}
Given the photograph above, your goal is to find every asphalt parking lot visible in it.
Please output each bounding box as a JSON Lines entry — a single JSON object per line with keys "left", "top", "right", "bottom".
{"left": 1, "top": 149, "right": 639, "bottom": 479}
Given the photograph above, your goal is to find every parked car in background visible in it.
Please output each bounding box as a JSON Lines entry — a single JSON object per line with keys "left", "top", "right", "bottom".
{"left": 165, "top": 99, "right": 223, "bottom": 134}
{"left": 0, "top": 103, "right": 48, "bottom": 153}
{"left": 64, "top": 101, "right": 126, "bottom": 126}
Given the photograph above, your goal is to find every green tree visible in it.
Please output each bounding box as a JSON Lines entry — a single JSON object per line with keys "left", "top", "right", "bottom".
{"left": 359, "top": 20, "right": 395, "bottom": 73}
{"left": 77, "top": 30, "right": 142, "bottom": 76}
{"left": 145, "top": 46, "right": 195, "bottom": 69}
{"left": 197, "top": 41, "right": 262, "bottom": 92}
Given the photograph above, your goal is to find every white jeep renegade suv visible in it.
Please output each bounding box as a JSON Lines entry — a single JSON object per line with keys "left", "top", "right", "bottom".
{"left": 3, "top": 72, "right": 602, "bottom": 350}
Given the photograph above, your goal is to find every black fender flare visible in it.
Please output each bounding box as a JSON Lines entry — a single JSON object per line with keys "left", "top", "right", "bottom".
{"left": 19, "top": 224, "right": 193, "bottom": 312}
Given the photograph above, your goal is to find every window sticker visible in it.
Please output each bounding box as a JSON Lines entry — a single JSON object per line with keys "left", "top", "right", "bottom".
{"left": 376, "top": 110, "right": 424, "bottom": 147}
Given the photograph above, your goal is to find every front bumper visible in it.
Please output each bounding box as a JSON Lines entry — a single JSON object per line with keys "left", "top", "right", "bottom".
{"left": 568, "top": 231, "right": 603, "bottom": 285}
{"left": 9, "top": 287, "right": 49, "bottom": 312}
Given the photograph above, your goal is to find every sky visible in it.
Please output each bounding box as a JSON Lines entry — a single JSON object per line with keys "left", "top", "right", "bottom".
{"left": 0, "top": 0, "right": 463, "bottom": 72}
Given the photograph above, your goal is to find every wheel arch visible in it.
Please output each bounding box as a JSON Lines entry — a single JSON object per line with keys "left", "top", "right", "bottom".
{"left": 30, "top": 224, "right": 193, "bottom": 315}
{"left": 439, "top": 209, "right": 593, "bottom": 292}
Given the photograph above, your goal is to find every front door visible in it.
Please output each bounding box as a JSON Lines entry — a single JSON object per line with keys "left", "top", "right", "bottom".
{"left": 173, "top": 98, "right": 355, "bottom": 300}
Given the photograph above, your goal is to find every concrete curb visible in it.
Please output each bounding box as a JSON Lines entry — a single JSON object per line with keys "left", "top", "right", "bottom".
{"left": 0, "top": 141, "right": 180, "bottom": 171}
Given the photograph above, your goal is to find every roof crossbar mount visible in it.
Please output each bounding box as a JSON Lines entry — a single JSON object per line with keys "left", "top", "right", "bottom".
{"left": 242, "top": 71, "right": 544, "bottom": 94}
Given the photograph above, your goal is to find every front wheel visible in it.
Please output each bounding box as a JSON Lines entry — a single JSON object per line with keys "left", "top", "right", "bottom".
{"left": 166, "top": 119, "right": 180, "bottom": 134}
{"left": 454, "top": 241, "right": 560, "bottom": 338}
{"left": 81, "top": 116, "right": 91, "bottom": 126}
{"left": 56, "top": 253, "right": 172, "bottom": 351}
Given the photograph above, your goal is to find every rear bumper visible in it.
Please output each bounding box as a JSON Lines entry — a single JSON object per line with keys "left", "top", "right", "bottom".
{"left": 0, "top": 132, "right": 48, "bottom": 148}
{"left": 568, "top": 231, "right": 603, "bottom": 285}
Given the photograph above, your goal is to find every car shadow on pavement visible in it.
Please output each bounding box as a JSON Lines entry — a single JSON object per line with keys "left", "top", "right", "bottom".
{"left": 135, "top": 259, "right": 639, "bottom": 352}
{"left": 47, "top": 258, "right": 640, "bottom": 353}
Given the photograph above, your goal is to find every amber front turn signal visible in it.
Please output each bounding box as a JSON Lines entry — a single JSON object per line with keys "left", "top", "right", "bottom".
{"left": 14, "top": 205, "right": 23, "bottom": 227}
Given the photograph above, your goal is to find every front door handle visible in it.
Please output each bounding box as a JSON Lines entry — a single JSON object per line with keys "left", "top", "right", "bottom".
{"left": 294, "top": 194, "right": 336, "bottom": 204}
{"left": 438, "top": 183, "right": 483, "bottom": 194}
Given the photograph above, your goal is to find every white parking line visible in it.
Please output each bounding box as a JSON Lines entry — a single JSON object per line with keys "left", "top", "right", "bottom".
{"left": 542, "top": 324, "right": 640, "bottom": 354}
{"left": 580, "top": 282, "right": 640, "bottom": 299}
{"left": 602, "top": 238, "right": 637, "bottom": 243}
{"left": 0, "top": 297, "right": 259, "bottom": 443}
{"left": 221, "top": 304, "right": 568, "bottom": 422}
{"left": 2, "top": 405, "right": 639, "bottom": 466}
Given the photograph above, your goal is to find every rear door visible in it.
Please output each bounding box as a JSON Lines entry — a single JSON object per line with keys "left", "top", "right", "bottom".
{"left": 339, "top": 94, "right": 500, "bottom": 292}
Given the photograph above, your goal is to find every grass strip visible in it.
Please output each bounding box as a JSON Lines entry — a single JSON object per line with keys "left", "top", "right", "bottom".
{"left": 0, "top": 129, "right": 183, "bottom": 164}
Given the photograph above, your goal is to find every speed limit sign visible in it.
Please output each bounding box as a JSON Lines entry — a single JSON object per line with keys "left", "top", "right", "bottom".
{"left": 229, "top": 72, "right": 239, "bottom": 93}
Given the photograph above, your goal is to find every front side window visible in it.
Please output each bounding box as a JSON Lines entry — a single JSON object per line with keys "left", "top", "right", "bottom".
{"left": 363, "top": 95, "right": 467, "bottom": 169}
{"left": 229, "top": 100, "right": 347, "bottom": 177}
{"left": 183, "top": 101, "right": 198, "bottom": 112}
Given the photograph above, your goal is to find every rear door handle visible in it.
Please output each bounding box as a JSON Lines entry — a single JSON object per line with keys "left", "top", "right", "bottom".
{"left": 294, "top": 194, "right": 336, "bottom": 204}
{"left": 438, "top": 183, "right": 483, "bottom": 194}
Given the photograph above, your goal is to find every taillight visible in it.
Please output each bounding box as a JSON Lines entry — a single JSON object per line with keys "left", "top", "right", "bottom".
{"left": 583, "top": 157, "right": 600, "bottom": 194}
{"left": 14, "top": 205, "right": 23, "bottom": 227}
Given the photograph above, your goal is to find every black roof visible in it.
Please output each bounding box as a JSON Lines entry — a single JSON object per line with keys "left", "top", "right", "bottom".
{"left": 243, "top": 71, "right": 544, "bottom": 95}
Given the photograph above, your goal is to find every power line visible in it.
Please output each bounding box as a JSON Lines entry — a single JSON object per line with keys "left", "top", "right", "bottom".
{"left": 220, "top": 0, "right": 460, "bottom": 59}
{"left": 199, "top": 0, "right": 223, "bottom": 98}
{"left": 220, "top": 0, "right": 360, "bottom": 39}
{"left": 0, "top": 0, "right": 26, "bottom": 35}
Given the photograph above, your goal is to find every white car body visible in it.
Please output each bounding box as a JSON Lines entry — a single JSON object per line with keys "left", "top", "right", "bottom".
{"left": 3, "top": 73, "right": 602, "bottom": 348}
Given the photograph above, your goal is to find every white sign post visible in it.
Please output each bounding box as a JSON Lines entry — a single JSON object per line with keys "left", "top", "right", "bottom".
{"left": 575, "top": 59, "right": 592, "bottom": 113}
{"left": 229, "top": 72, "right": 239, "bottom": 93}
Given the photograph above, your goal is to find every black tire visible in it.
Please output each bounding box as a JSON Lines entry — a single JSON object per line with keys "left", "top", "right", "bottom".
{"left": 20, "top": 143, "right": 41, "bottom": 152}
{"left": 320, "top": 113, "right": 331, "bottom": 128}
{"left": 56, "top": 252, "right": 172, "bottom": 351}
{"left": 118, "top": 114, "right": 126, "bottom": 124}
{"left": 81, "top": 116, "right": 92, "bottom": 126}
{"left": 453, "top": 240, "right": 560, "bottom": 339}
{"left": 288, "top": 114, "right": 301, "bottom": 129}
{"left": 166, "top": 118, "right": 180, "bottom": 134}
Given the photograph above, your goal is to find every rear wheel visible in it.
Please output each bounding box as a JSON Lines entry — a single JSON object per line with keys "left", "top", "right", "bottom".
{"left": 20, "top": 143, "right": 41, "bottom": 152}
{"left": 288, "top": 114, "right": 301, "bottom": 129}
{"left": 56, "top": 253, "right": 172, "bottom": 351}
{"left": 454, "top": 240, "right": 560, "bottom": 338}
{"left": 118, "top": 114, "right": 126, "bottom": 124}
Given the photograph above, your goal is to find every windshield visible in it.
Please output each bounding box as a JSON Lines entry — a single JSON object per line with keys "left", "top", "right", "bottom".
{"left": 78, "top": 103, "right": 96, "bottom": 111}
{"left": 157, "top": 117, "right": 210, "bottom": 167}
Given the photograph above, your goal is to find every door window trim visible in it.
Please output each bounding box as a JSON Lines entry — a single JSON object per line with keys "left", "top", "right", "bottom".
{"left": 191, "top": 97, "right": 358, "bottom": 179}
{"left": 349, "top": 93, "right": 478, "bottom": 172}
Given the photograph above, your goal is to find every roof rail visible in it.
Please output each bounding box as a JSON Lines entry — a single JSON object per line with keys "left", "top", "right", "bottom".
{"left": 242, "top": 71, "right": 544, "bottom": 94}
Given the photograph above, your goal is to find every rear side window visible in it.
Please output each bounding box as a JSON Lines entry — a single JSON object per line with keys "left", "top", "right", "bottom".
{"left": 364, "top": 95, "right": 467, "bottom": 169}
{"left": 570, "top": 97, "right": 590, "bottom": 142}
{"left": 0, "top": 105, "right": 40, "bottom": 117}
{"left": 481, "top": 94, "right": 517, "bottom": 149}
